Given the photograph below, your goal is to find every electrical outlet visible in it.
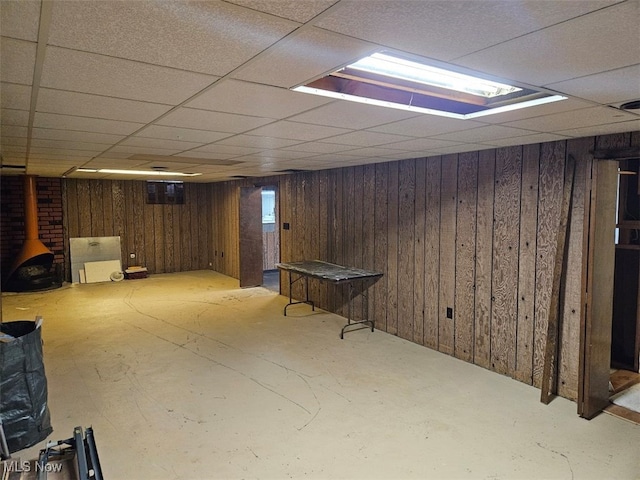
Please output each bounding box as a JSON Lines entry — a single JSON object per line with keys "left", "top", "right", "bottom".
{"left": 446, "top": 307, "right": 453, "bottom": 319}
{"left": 129, "top": 253, "right": 136, "bottom": 259}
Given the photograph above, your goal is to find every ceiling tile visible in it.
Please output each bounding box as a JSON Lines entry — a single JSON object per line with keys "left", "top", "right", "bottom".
{"left": 120, "top": 136, "right": 203, "bottom": 151}
{"left": 248, "top": 120, "right": 351, "bottom": 141}
{"left": 48, "top": 1, "right": 299, "bottom": 75}
{"left": 186, "top": 79, "right": 332, "bottom": 118}
{"left": 380, "top": 137, "right": 461, "bottom": 152}
{"left": 41, "top": 47, "right": 218, "bottom": 104}
{"left": 547, "top": 65, "right": 640, "bottom": 105}
{"left": 31, "top": 127, "right": 125, "bottom": 144}
{"left": 34, "top": 112, "right": 144, "bottom": 135}
{"left": 187, "top": 143, "right": 262, "bottom": 156}
{"left": 456, "top": 1, "right": 640, "bottom": 86}
{"left": 0, "top": 0, "right": 41, "bottom": 41}
{"left": 473, "top": 97, "right": 595, "bottom": 125}
{"left": 314, "top": 0, "right": 618, "bottom": 61}
{"left": 1, "top": 108, "right": 29, "bottom": 126}
{"left": 1, "top": 82, "right": 31, "bottom": 110}
{"left": 223, "top": 0, "right": 338, "bottom": 23}
{"left": 36, "top": 88, "right": 173, "bottom": 123}
{"left": 107, "top": 145, "right": 182, "bottom": 156}
{"left": 232, "top": 27, "right": 376, "bottom": 88}
{"left": 1, "top": 125, "right": 28, "bottom": 137}
{"left": 83, "top": 157, "right": 149, "bottom": 169}
{"left": 156, "top": 107, "right": 273, "bottom": 133}
{"left": 1, "top": 137, "right": 28, "bottom": 147}
{"left": 556, "top": 119, "right": 640, "bottom": 138}
{"left": 368, "top": 115, "right": 483, "bottom": 137}
{"left": 1, "top": 38, "right": 36, "bottom": 85}
{"left": 135, "top": 161, "right": 201, "bottom": 170}
{"left": 320, "top": 130, "right": 414, "bottom": 147}
{"left": 178, "top": 151, "right": 240, "bottom": 161}
{"left": 217, "top": 134, "right": 302, "bottom": 149}
{"left": 135, "top": 125, "right": 233, "bottom": 144}
{"left": 506, "top": 106, "right": 638, "bottom": 132}
{"left": 481, "top": 132, "right": 571, "bottom": 147}
{"left": 282, "top": 141, "right": 359, "bottom": 154}
{"left": 433, "top": 125, "right": 537, "bottom": 143}
{"left": 29, "top": 138, "right": 109, "bottom": 152}
{"left": 430, "top": 144, "right": 496, "bottom": 155}
{"left": 288, "top": 100, "right": 419, "bottom": 129}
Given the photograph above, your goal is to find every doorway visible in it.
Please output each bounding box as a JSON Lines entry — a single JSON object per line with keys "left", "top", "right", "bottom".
{"left": 261, "top": 186, "right": 280, "bottom": 292}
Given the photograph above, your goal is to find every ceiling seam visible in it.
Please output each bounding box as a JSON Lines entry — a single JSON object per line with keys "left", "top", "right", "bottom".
{"left": 25, "top": 0, "right": 54, "bottom": 171}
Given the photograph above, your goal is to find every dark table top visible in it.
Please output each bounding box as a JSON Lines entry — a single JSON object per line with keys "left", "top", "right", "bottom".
{"left": 276, "top": 260, "right": 383, "bottom": 284}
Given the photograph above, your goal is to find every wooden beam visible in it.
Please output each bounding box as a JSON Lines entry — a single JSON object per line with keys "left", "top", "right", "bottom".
{"left": 541, "top": 154, "right": 576, "bottom": 404}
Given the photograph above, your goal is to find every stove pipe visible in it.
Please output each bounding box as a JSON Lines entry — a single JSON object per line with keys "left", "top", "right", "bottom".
{"left": 6, "top": 176, "right": 54, "bottom": 281}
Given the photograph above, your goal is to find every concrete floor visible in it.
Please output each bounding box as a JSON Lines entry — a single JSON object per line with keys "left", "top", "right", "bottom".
{"left": 2, "top": 270, "right": 639, "bottom": 480}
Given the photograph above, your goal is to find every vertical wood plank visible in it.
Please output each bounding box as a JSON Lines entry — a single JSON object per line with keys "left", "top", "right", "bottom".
{"left": 101, "top": 180, "right": 114, "bottom": 235}
{"left": 133, "top": 182, "right": 146, "bottom": 269}
{"left": 558, "top": 137, "right": 593, "bottom": 400}
{"left": 362, "top": 164, "right": 377, "bottom": 326}
{"left": 439, "top": 154, "right": 458, "bottom": 354}
{"left": 189, "top": 184, "right": 200, "bottom": 270}
{"left": 454, "top": 151, "right": 478, "bottom": 362}
{"left": 153, "top": 204, "right": 165, "bottom": 273}
{"left": 77, "top": 180, "right": 92, "bottom": 237}
{"left": 387, "top": 161, "right": 399, "bottom": 335}
{"left": 413, "top": 158, "right": 427, "bottom": 345}
{"left": 352, "top": 166, "right": 365, "bottom": 320}
{"left": 318, "top": 171, "right": 330, "bottom": 308}
{"left": 474, "top": 149, "right": 495, "bottom": 368}
{"left": 112, "top": 181, "right": 126, "bottom": 263}
{"left": 424, "top": 156, "right": 441, "bottom": 349}
{"left": 90, "top": 181, "right": 104, "bottom": 236}
{"left": 515, "top": 144, "right": 540, "bottom": 384}
{"left": 534, "top": 141, "right": 566, "bottom": 388}
{"left": 491, "top": 146, "right": 522, "bottom": 375}
{"left": 397, "top": 159, "right": 415, "bottom": 340}
{"left": 143, "top": 184, "right": 156, "bottom": 274}
{"left": 373, "top": 163, "right": 389, "bottom": 332}
{"left": 65, "top": 179, "right": 80, "bottom": 239}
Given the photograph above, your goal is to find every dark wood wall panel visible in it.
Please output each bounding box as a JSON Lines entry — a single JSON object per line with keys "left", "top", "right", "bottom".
{"left": 515, "top": 144, "right": 540, "bottom": 383}
{"left": 533, "top": 141, "right": 566, "bottom": 388}
{"left": 438, "top": 155, "right": 457, "bottom": 355}
{"left": 491, "top": 146, "right": 522, "bottom": 375}
{"left": 413, "top": 159, "right": 427, "bottom": 345}
{"left": 424, "top": 156, "right": 441, "bottom": 349}
{"left": 373, "top": 163, "right": 389, "bottom": 333}
{"left": 63, "top": 179, "right": 211, "bottom": 280}
{"left": 454, "top": 152, "right": 478, "bottom": 362}
{"left": 397, "top": 159, "right": 416, "bottom": 340}
{"left": 474, "top": 149, "right": 495, "bottom": 369}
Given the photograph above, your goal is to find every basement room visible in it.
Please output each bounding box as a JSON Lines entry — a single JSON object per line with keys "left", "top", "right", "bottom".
{"left": 1, "top": 1, "right": 639, "bottom": 479}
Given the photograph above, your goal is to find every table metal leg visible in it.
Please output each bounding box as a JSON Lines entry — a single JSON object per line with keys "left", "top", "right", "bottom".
{"left": 283, "top": 271, "right": 315, "bottom": 316}
{"left": 340, "top": 282, "right": 375, "bottom": 339}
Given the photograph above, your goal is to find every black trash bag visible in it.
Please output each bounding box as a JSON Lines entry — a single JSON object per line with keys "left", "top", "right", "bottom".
{"left": 0, "top": 321, "right": 53, "bottom": 453}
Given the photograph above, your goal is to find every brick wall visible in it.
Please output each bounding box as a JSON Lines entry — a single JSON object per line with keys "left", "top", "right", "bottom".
{"left": 1, "top": 176, "right": 64, "bottom": 282}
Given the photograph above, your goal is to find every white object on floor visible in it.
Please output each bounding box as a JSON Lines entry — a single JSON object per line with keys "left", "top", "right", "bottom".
{"left": 84, "top": 260, "right": 122, "bottom": 283}
{"left": 611, "top": 382, "right": 640, "bottom": 413}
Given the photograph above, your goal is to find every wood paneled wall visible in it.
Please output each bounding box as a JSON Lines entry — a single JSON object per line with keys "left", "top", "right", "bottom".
{"left": 62, "top": 179, "right": 211, "bottom": 280}
{"left": 209, "top": 134, "right": 640, "bottom": 400}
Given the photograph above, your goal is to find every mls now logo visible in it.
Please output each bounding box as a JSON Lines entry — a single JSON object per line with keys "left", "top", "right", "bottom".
{"left": 3, "top": 459, "right": 64, "bottom": 473}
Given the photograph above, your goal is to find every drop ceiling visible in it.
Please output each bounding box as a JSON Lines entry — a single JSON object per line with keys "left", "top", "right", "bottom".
{"left": 1, "top": 0, "right": 639, "bottom": 182}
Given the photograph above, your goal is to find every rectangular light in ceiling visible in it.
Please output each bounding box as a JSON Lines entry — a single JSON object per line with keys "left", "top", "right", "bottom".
{"left": 293, "top": 51, "right": 565, "bottom": 119}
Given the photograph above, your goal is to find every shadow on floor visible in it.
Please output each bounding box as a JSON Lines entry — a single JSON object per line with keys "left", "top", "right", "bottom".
{"left": 262, "top": 269, "right": 279, "bottom": 292}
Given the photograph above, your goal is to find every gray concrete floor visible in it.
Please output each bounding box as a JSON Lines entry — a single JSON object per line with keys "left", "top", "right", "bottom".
{"left": 2, "top": 270, "right": 639, "bottom": 479}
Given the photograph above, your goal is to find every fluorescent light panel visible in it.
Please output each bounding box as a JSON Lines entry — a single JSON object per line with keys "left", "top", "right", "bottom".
{"left": 77, "top": 168, "right": 201, "bottom": 177}
{"left": 294, "top": 51, "right": 566, "bottom": 118}
{"left": 348, "top": 53, "right": 521, "bottom": 99}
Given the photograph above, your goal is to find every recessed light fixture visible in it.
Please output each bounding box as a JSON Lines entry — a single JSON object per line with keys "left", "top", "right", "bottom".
{"left": 76, "top": 168, "right": 201, "bottom": 177}
{"left": 293, "top": 51, "right": 566, "bottom": 119}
